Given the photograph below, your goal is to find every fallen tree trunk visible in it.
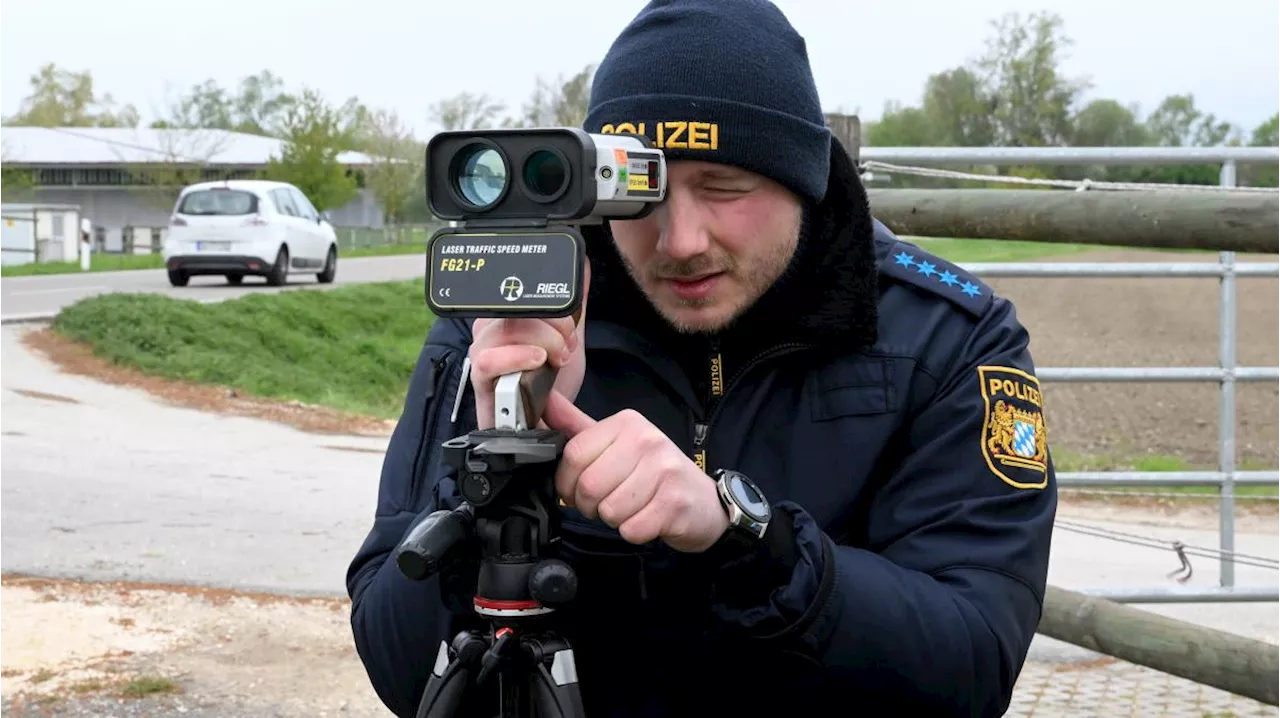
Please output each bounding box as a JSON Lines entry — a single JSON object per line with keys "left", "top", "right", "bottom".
{"left": 1038, "top": 585, "right": 1279, "bottom": 705}
{"left": 866, "top": 188, "right": 1279, "bottom": 254}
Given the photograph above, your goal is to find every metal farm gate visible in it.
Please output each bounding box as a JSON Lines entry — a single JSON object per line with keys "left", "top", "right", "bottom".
{"left": 861, "top": 146, "right": 1279, "bottom": 604}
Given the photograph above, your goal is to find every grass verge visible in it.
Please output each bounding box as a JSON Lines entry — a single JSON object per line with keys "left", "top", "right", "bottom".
{"left": 50, "top": 279, "right": 436, "bottom": 419}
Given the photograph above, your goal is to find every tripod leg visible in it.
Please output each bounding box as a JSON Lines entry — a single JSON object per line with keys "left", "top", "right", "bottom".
{"left": 416, "top": 633, "right": 488, "bottom": 718}
{"left": 527, "top": 643, "right": 586, "bottom": 718}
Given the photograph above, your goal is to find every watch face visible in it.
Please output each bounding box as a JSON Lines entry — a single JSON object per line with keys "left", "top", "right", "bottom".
{"left": 728, "top": 474, "right": 770, "bottom": 522}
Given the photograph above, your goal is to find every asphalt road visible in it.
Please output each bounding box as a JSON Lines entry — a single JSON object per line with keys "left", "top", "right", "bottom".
{"left": 1, "top": 323, "right": 387, "bottom": 597}
{"left": 0, "top": 254, "right": 428, "bottom": 322}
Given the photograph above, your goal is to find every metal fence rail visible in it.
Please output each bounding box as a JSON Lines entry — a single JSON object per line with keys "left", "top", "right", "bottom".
{"left": 887, "top": 149, "right": 1279, "bottom": 605}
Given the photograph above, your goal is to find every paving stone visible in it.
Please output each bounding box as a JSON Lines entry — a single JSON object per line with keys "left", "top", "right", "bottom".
{"left": 1008, "top": 658, "right": 1278, "bottom": 716}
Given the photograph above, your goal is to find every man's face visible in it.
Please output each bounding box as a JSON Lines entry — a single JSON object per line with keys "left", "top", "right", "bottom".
{"left": 608, "top": 160, "right": 803, "bottom": 334}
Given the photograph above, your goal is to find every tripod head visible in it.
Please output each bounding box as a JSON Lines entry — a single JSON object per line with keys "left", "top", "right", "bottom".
{"left": 392, "top": 364, "right": 586, "bottom": 718}
{"left": 395, "top": 365, "right": 577, "bottom": 617}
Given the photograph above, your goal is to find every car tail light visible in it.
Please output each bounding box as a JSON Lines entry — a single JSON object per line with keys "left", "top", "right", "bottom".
{"left": 171, "top": 216, "right": 187, "bottom": 226}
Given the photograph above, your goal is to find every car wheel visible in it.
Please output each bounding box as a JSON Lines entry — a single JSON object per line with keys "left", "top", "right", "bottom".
{"left": 316, "top": 245, "right": 337, "bottom": 284}
{"left": 167, "top": 269, "right": 189, "bottom": 287}
{"left": 226, "top": 274, "right": 244, "bottom": 286}
{"left": 267, "top": 246, "right": 289, "bottom": 287}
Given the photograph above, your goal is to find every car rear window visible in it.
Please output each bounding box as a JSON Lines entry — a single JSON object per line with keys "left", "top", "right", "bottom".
{"left": 177, "top": 189, "right": 258, "bottom": 216}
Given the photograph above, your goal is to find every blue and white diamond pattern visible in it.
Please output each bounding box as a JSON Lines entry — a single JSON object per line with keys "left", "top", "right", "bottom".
{"left": 1013, "top": 420, "right": 1036, "bottom": 458}
{"left": 894, "top": 250, "right": 981, "bottom": 298}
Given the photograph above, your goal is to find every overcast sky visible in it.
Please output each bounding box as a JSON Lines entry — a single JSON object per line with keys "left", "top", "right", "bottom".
{"left": 3, "top": 0, "right": 1277, "bottom": 139}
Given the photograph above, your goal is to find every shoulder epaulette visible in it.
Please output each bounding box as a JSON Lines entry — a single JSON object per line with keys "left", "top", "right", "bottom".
{"left": 879, "top": 240, "right": 993, "bottom": 317}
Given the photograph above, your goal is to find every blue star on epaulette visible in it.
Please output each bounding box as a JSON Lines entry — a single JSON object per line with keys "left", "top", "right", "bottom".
{"left": 885, "top": 246, "right": 987, "bottom": 310}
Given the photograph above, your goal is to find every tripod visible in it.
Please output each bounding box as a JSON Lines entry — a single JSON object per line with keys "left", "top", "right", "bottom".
{"left": 394, "top": 368, "right": 586, "bottom": 718}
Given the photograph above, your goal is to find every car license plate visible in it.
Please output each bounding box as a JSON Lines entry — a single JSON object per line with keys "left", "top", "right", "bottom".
{"left": 196, "top": 241, "right": 231, "bottom": 252}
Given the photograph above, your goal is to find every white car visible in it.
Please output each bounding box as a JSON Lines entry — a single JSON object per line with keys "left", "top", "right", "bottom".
{"left": 162, "top": 179, "right": 338, "bottom": 287}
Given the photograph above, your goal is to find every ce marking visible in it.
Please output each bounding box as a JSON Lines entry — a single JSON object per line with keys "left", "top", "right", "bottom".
{"left": 437, "top": 287, "right": 453, "bottom": 298}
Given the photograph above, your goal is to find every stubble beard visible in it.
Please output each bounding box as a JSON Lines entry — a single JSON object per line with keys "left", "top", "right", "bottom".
{"left": 618, "top": 236, "right": 800, "bottom": 336}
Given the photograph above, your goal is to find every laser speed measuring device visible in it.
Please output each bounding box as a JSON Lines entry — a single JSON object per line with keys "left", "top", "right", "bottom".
{"left": 424, "top": 127, "right": 667, "bottom": 319}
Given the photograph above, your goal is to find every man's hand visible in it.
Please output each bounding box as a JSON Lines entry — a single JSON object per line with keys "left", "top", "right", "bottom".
{"left": 542, "top": 390, "right": 729, "bottom": 553}
{"left": 469, "top": 263, "right": 590, "bottom": 429}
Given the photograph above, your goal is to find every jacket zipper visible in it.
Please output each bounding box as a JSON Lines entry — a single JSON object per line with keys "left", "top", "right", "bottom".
{"left": 410, "top": 354, "right": 453, "bottom": 493}
{"left": 692, "top": 341, "right": 811, "bottom": 472}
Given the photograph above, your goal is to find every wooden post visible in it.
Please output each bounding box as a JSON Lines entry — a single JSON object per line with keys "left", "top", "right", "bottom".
{"left": 866, "top": 188, "right": 1280, "bottom": 254}
{"left": 1039, "top": 586, "right": 1279, "bottom": 705}
{"left": 825, "top": 113, "right": 860, "bottom": 164}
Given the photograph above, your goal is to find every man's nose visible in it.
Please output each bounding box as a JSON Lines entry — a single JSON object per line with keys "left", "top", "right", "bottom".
{"left": 654, "top": 193, "right": 709, "bottom": 259}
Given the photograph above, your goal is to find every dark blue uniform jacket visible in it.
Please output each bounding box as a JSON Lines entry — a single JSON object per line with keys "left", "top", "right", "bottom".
{"left": 346, "top": 144, "right": 1058, "bottom": 718}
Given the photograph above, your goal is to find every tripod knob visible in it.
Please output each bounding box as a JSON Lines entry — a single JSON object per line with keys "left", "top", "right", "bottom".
{"left": 529, "top": 558, "right": 577, "bottom": 606}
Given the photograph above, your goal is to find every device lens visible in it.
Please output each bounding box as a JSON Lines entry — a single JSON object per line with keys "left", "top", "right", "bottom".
{"left": 523, "top": 149, "right": 568, "bottom": 201}
{"left": 455, "top": 145, "right": 507, "bottom": 208}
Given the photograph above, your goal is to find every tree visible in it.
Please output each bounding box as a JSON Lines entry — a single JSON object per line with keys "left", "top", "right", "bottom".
{"left": 1145, "top": 94, "right": 1237, "bottom": 147}
{"left": 1130, "top": 94, "right": 1242, "bottom": 185}
{"left": 922, "top": 68, "right": 996, "bottom": 147}
{"left": 975, "top": 11, "right": 1090, "bottom": 148}
{"left": 428, "top": 92, "right": 507, "bottom": 131}
{"left": 263, "top": 89, "right": 360, "bottom": 212}
{"left": 1, "top": 139, "right": 36, "bottom": 200}
{"left": 1071, "top": 99, "right": 1150, "bottom": 147}
{"left": 152, "top": 70, "right": 297, "bottom": 136}
{"left": 506, "top": 64, "right": 596, "bottom": 128}
{"left": 356, "top": 108, "right": 423, "bottom": 225}
{"left": 1241, "top": 113, "right": 1279, "bottom": 187}
{"left": 4, "top": 63, "right": 139, "bottom": 127}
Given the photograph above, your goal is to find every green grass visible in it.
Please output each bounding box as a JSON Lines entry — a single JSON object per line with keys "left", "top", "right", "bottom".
{"left": 1053, "top": 450, "right": 1278, "bottom": 499}
{"left": 0, "top": 243, "right": 426, "bottom": 277}
{"left": 51, "top": 279, "right": 436, "bottom": 418}
{"left": 905, "top": 237, "right": 1101, "bottom": 263}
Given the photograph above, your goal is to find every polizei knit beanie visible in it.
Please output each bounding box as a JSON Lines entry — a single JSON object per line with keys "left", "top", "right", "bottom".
{"left": 584, "top": 0, "right": 832, "bottom": 205}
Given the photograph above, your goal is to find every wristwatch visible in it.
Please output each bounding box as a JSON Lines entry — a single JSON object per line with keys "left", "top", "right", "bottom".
{"left": 713, "top": 468, "right": 772, "bottom": 542}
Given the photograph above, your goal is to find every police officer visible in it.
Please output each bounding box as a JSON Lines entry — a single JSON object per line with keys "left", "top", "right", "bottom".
{"left": 347, "top": 1, "right": 1057, "bottom": 716}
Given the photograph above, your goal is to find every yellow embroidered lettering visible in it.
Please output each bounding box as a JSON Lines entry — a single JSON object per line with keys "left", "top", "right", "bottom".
{"left": 688, "top": 122, "right": 713, "bottom": 150}
{"left": 663, "top": 121, "right": 688, "bottom": 148}
{"left": 597, "top": 121, "right": 721, "bottom": 150}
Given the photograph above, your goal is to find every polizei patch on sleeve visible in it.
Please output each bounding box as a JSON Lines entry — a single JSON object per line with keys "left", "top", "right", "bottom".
{"left": 978, "top": 366, "right": 1049, "bottom": 490}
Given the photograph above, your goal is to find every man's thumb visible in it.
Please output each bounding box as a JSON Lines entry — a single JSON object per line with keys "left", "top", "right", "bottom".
{"left": 542, "top": 389, "right": 595, "bottom": 437}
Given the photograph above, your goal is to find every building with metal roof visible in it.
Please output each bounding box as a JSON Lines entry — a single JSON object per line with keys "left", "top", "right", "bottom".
{"left": 1, "top": 126, "right": 386, "bottom": 254}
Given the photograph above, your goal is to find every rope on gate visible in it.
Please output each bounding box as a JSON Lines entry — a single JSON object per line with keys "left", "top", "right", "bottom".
{"left": 859, "top": 160, "right": 1280, "bottom": 193}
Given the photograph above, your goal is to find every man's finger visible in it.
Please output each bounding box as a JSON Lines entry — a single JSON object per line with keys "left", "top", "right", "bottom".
{"left": 470, "top": 345, "right": 547, "bottom": 385}
{"left": 474, "top": 319, "right": 571, "bottom": 367}
{"left": 542, "top": 389, "right": 596, "bottom": 438}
